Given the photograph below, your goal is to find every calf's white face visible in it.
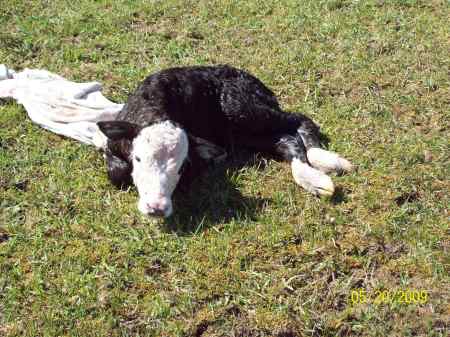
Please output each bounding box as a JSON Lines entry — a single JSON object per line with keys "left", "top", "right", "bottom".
{"left": 97, "top": 120, "right": 188, "bottom": 218}
{"left": 131, "top": 122, "right": 188, "bottom": 217}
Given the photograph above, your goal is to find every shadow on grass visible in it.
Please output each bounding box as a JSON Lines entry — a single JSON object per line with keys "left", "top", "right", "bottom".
{"left": 164, "top": 151, "right": 271, "bottom": 234}
{"left": 163, "top": 139, "right": 352, "bottom": 233}
{"left": 330, "top": 186, "right": 348, "bottom": 205}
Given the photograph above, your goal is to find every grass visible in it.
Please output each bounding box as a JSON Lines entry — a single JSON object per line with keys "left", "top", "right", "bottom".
{"left": 0, "top": 0, "right": 449, "bottom": 336}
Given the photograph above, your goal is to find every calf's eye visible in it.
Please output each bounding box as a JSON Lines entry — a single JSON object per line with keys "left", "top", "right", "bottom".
{"left": 135, "top": 156, "right": 141, "bottom": 162}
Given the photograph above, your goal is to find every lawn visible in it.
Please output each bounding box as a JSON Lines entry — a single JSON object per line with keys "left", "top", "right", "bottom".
{"left": 0, "top": 0, "right": 449, "bottom": 336}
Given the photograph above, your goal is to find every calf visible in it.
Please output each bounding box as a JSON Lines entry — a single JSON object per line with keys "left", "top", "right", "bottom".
{"left": 97, "top": 65, "right": 352, "bottom": 217}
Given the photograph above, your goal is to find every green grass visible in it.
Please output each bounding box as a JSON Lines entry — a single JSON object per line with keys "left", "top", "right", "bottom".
{"left": 1, "top": 0, "right": 449, "bottom": 336}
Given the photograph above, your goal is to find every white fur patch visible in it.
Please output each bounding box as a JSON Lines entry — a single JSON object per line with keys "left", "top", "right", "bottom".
{"left": 291, "top": 158, "right": 335, "bottom": 196}
{"left": 131, "top": 121, "right": 188, "bottom": 217}
{"left": 307, "top": 148, "right": 353, "bottom": 174}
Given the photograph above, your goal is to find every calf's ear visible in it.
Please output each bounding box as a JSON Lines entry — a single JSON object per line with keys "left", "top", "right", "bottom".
{"left": 106, "top": 153, "right": 133, "bottom": 189}
{"left": 188, "top": 135, "right": 227, "bottom": 164}
{"left": 97, "top": 121, "right": 141, "bottom": 140}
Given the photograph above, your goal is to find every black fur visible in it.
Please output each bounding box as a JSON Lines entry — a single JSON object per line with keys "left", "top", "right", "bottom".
{"left": 100, "top": 65, "right": 322, "bottom": 187}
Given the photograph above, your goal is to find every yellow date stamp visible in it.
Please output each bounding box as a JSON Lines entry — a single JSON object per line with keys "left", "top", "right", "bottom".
{"left": 350, "top": 288, "right": 428, "bottom": 305}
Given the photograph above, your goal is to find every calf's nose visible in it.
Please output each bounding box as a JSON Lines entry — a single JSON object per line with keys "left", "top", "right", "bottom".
{"left": 147, "top": 205, "right": 167, "bottom": 217}
{"left": 145, "top": 201, "right": 171, "bottom": 217}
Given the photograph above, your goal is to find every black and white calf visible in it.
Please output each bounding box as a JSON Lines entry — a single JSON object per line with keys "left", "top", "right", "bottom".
{"left": 96, "top": 65, "right": 352, "bottom": 217}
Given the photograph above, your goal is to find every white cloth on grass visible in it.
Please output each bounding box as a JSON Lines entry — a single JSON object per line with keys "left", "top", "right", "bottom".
{"left": 0, "top": 65, "right": 123, "bottom": 147}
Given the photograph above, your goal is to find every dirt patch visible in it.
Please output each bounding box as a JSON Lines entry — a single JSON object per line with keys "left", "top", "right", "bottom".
{"left": 394, "top": 191, "right": 420, "bottom": 206}
{"left": 0, "top": 232, "right": 10, "bottom": 243}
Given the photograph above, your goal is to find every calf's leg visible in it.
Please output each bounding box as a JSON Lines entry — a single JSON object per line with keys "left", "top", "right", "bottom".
{"left": 234, "top": 133, "right": 335, "bottom": 196}
{"left": 297, "top": 123, "right": 353, "bottom": 174}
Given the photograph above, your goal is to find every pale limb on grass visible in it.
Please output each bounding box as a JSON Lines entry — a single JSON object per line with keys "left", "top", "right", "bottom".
{"left": 292, "top": 148, "right": 353, "bottom": 196}
{"left": 307, "top": 147, "right": 354, "bottom": 174}
{"left": 291, "top": 158, "right": 335, "bottom": 196}
{"left": 0, "top": 65, "right": 123, "bottom": 148}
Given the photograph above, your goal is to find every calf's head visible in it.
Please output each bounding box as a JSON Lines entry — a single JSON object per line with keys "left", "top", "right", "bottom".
{"left": 98, "top": 120, "right": 188, "bottom": 218}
